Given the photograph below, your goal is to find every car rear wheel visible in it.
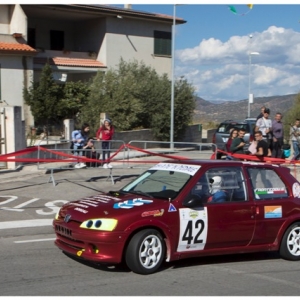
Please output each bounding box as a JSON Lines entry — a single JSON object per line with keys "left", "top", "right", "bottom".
{"left": 125, "top": 229, "right": 165, "bottom": 274}
{"left": 279, "top": 222, "right": 300, "bottom": 260}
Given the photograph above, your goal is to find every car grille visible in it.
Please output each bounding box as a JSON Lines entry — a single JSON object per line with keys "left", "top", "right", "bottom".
{"left": 55, "top": 224, "right": 73, "bottom": 237}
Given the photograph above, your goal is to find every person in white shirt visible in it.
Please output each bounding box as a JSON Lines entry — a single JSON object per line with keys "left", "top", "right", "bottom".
{"left": 255, "top": 108, "right": 273, "bottom": 149}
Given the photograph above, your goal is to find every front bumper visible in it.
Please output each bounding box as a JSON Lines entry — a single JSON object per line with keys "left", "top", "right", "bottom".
{"left": 53, "top": 220, "right": 128, "bottom": 264}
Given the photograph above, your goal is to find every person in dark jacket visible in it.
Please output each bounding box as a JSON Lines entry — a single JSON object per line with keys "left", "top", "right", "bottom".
{"left": 225, "top": 128, "right": 238, "bottom": 160}
{"left": 84, "top": 138, "right": 100, "bottom": 167}
{"left": 230, "top": 128, "right": 246, "bottom": 155}
{"left": 271, "top": 112, "right": 284, "bottom": 158}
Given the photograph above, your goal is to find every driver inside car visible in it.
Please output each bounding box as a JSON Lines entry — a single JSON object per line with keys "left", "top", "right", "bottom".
{"left": 207, "top": 175, "right": 228, "bottom": 203}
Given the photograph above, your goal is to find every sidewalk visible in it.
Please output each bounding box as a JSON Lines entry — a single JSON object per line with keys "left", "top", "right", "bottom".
{"left": 0, "top": 164, "right": 47, "bottom": 183}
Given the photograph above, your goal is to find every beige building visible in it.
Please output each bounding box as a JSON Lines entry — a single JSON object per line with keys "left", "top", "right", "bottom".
{"left": 0, "top": 4, "right": 186, "bottom": 131}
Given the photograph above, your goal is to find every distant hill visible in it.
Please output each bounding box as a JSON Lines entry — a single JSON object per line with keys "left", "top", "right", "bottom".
{"left": 193, "top": 94, "right": 297, "bottom": 123}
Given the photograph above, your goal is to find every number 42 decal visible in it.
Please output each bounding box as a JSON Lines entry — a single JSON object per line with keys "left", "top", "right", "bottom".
{"left": 177, "top": 208, "right": 208, "bottom": 252}
{"left": 182, "top": 219, "right": 205, "bottom": 244}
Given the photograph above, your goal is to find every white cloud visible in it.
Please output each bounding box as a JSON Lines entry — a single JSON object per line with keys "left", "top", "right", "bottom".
{"left": 176, "top": 26, "right": 300, "bottom": 101}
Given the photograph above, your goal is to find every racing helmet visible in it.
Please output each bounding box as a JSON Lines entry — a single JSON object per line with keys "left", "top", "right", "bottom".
{"left": 210, "top": 175, "right": 223, "bottom": 193}
{"left": 212, "top": 176, "right": 222, "bottom": 186}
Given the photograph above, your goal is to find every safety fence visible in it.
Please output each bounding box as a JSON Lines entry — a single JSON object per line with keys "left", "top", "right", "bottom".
{"left": 33, "top": 139, "right": 217, "bottom": 171}
{"left": 213, "top": 148, "right": 300, "bottom": 182}
{"left": 0, "top": 139, "right": 217, "bottom": 186}
{"left": 125, "top": 140, "right": 214, "bottom": 168}
{"left": 2, "top": 140, "right": 300, "bottom": 185}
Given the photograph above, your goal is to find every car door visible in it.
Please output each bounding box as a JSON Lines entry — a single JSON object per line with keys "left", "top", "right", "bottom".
{"left": 177, "top": 166, "right": 256, "bottom": 252}
{"left": 246, "top": 166, "right": 291, "bottom": 245}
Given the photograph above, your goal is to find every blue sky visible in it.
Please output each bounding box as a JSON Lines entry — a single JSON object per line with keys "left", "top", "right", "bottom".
{"left": 20, "top": 1, "right": 300, "bottom": 102}
{"left": 110, "top": 3, "right": 300, "bottom": 102}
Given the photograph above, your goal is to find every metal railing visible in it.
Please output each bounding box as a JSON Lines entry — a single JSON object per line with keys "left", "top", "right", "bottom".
{"left": 36, "top": 139, "right": 127, "bottom": 171}
{"left": 32, "top": 139, "right": 216, "bottom": 186}
{"left": 125, "top": 140, "right": 216, "bottom": 169}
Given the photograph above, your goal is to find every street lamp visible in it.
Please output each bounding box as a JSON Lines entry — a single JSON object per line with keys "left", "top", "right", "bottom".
{"left": 248, "top": 51, "right": 260, "bottom": 118}
{"left": 170, "top": 4, "right": 176, "bottom": 149}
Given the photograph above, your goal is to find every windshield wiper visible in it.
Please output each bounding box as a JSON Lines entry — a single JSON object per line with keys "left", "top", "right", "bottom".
{"left": 110, "top": 190, "right": 153, "bottom": 198}
{"left": 128, "top": 190, "right": 153, "bottom": 198}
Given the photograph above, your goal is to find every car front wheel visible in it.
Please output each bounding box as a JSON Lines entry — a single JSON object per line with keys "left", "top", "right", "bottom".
{"left": 125, "top": 229, "right": 165, "bottom": 275}
{"left": 279, "top": 222, "right": 300, "bottom": 260}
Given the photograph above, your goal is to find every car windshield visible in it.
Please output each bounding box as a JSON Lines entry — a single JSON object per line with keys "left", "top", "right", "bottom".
{"left": 121, "top": 163, "right": 200, "bottom": 200}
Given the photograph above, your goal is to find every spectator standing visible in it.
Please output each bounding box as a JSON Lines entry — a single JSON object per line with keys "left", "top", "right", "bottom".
{"left": 251, "top": 131, "right": 272, "bottom": 186}
{"left": 256, "top": 106, "right": 266, "bottom": 121}
{"left": 254, "top": 130, "right": 271, "bottom": 157}
{"left": 71, "top": 123, "right": 90, "bottom": 168}
{"left": 255, "top": 108, "right": 273, "bottom": 149}
{"left": 96, "top": 118, "right": 115, "bottom": 168}
{"left": 271, "top": 112, "right": 284, "bottom": 158}
{"left": 290, "top": 119, "right": 300, "bottom": 161}
{"left": 230, "top": 128, "right": 246, "bottom": 155}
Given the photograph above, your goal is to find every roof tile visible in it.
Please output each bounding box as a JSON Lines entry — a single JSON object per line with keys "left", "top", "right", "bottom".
{"left": 0, "top": 42, "right": 36, "bottom": 52}
{"left": 34, "top": 57, "right": 105, "bottom": 68}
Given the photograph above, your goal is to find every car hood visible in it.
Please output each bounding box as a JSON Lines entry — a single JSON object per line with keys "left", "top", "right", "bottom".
{"left": 59, "top": 192, "right": 167, "bottom": 222}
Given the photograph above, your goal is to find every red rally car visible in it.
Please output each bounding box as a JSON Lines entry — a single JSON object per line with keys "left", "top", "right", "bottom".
{"left": 53, "top": 160, "right": 300, "bottom": 274}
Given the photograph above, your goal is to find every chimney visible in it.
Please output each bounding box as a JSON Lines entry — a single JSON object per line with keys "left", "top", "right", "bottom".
{"left": 124, "top": 4, "right": 132, "bottom": 9}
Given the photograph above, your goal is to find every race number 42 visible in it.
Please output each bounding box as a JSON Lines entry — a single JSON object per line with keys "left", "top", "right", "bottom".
{"left": 177, "top": 208, "right": 208, "bottom": 252}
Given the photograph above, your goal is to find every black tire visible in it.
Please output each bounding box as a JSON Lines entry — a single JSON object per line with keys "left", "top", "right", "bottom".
{"left": 125, "top": 229, "right": 166, "bottom": 275}
{"left": 279, "top": 222, "right": 300, "bottom": 260}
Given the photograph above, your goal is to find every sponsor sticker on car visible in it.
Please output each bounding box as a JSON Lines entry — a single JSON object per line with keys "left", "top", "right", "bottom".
{"left": 150, "top": 163, "right": 201, "bottom": 176}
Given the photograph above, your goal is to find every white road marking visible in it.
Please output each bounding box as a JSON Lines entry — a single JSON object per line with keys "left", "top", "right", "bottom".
{"left": 0, "top": 219, "right": 53, "bottom": 229}
{"left": 0, "top": 207, "right": 24, "bottom": 212}
{"left": 13, "top": 198, "right": 40, "bottom": 208}
{"left": 14, "top": 238, "right": 55, "bottom": 243}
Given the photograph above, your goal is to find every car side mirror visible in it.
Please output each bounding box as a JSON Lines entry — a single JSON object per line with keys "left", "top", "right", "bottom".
{"left": 182, "top": 194, "right": 204, "bottom": 208}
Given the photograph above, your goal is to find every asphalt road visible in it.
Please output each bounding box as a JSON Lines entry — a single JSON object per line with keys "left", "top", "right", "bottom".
{"left": 1, "top": 161, "right": 300, "bottom": 296}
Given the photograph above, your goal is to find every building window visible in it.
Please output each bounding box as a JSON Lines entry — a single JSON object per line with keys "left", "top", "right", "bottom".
{"left": 27, "top": 28, "right": 36, "bottom": 48}
{"left": 50, "top": 30, "right": 64, "bottom": 51}
{"left": 154, "top": 30, "right": 171, "bottom": 56}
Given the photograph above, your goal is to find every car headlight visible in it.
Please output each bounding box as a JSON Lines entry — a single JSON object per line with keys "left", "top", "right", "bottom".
{"left": 55, "top": 212, "right": 60, "bottom": 220}
{"left": 80, "top": 218, "right": 118, "bottom": 231}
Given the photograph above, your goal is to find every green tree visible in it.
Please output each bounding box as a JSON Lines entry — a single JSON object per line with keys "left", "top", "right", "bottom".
{"left": 24, "top": 63, "right": 90, "bottom": 129}
{"left": 81, "top": 59, "right": 196, "bottom": 141}
{"left": 57, "top": 81, "right": 90, "bottom": 120}
{"left": 24, "top": 63, "right": 63, "bottom": 127}
{"left": 150, "top": 76, "right": 196, "bottom": 141}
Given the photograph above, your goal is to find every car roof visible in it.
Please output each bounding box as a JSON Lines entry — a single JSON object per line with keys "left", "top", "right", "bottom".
{"left": 163, "top": 159, "right": 284, "bottom": 168}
